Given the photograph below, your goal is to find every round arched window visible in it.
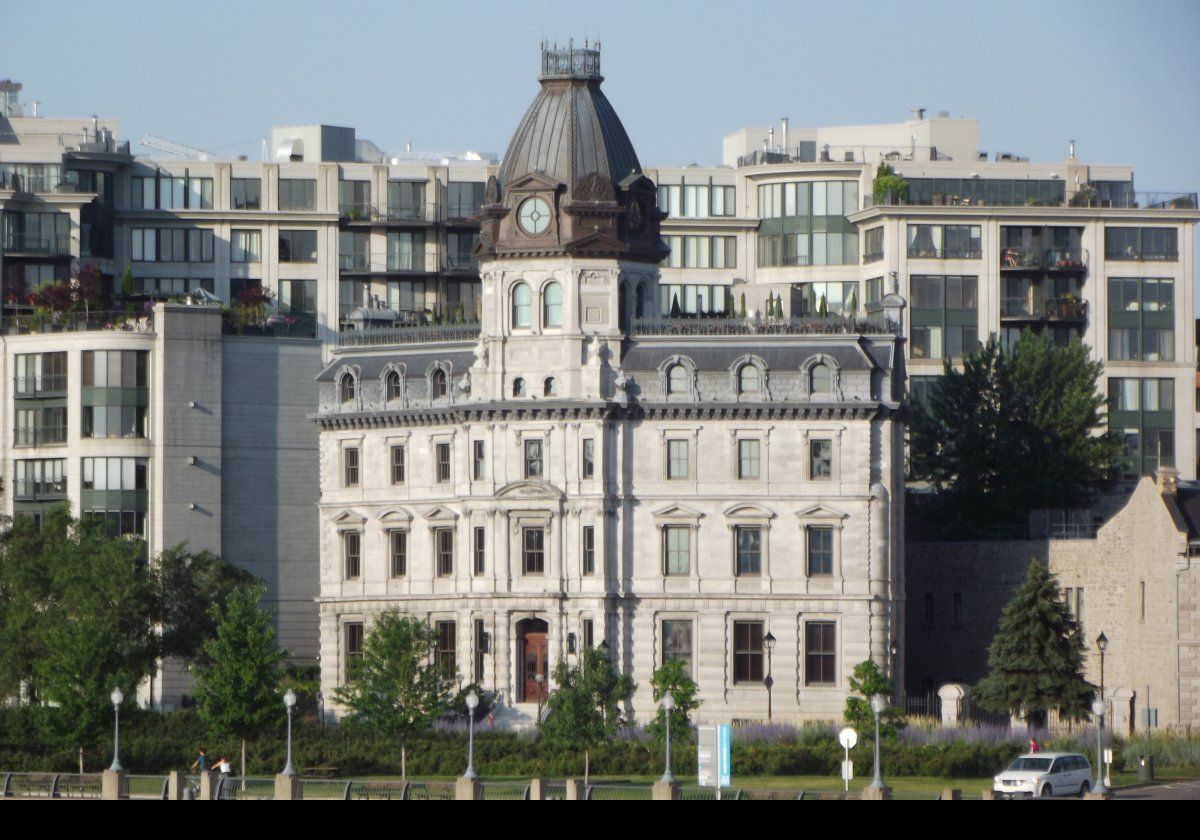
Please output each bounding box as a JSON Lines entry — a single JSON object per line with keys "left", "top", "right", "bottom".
{"left": 543, "top": 282, "right": 563, "bottom": 328}
{"left": 667, "top": 364, "right": 688, "bottom": 395}
{"left": 738, "top": 364, "right": 761, "bottom": 395}
{"left": 431, "top": 369, "right": 448, "bottom": 399}
{"left": 811, "top": 362, "right": 831, "bottom": 394}
{"left": 513, "top": 377, "right": 526, "bottom": 397}
{"left": 544, "top": 377, "right": 558, "bottom": 397}
{"left": 512, "top": 282, "right": 532, "bottom": 328}
{"left": 385, "top": 370, "right": 401, "bottom": 401}
{"left": 339, "top": 372, "right": 356, "bottom": 403}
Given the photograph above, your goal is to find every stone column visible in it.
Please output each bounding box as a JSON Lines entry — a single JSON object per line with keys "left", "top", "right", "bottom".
{"left": 528, "top": 778, "right": 546, "bottom": 800}
{"left": 274, "top": 774, "right": 300, "bottom": 800}
{"left": 861, "top": 785, "right": 892, "bottom": 800}
{"left": 652, "top": 781, "right": 680, "bottom": 801}
{"left": 939, "top": 683, "right": 968, "bottom": 728}
{"left": 167, "top": 770, "right": 186, "bottom": 800}
{"left": 198, "top": 770, "right": 215, "bottom": 801}
{"left": 564, "top": 779, "right": 585, "bottom": 800}
{"left": 101, "top": 769, "right": 125, "bottom": 800}
{"left": 456, "top": 776, "right": 481, "bottom": 800}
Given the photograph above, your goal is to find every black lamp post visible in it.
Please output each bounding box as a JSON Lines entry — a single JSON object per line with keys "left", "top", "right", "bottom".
{"left": 763, "top": 631, "right": 776, "bottom": 721}
{"left": 889, "top": 637, "right": 900, "bottom": 703}
{"left": 1095, "top": 631, "right": 1108, "bottom": 702}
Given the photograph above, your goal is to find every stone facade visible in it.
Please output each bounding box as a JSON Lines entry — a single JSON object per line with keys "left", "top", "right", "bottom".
{"left": 907, "top": 472, "right": 1200, "bottom": 731}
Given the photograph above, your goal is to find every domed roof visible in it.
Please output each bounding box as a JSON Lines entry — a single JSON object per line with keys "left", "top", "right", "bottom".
{"left": 498, "top": 45, "right": 642, "bottom": 194}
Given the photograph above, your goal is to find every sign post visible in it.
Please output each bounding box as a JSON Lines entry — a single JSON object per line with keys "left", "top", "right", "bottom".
{"left": 838, "top": 727, "right": 858, "bottom": 793}
{"left": 698, "top": 724, "right": 733, "bottom": 799}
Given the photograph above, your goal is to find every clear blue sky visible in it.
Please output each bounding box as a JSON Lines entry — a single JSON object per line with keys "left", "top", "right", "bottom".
{"left": 5, "top": 0, "right": 1198, "bottom": 192}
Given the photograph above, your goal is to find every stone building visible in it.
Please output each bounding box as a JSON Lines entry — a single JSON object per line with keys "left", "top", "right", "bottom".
{"left": 907, "top": 469, "right": 1200, "bottom": 731}
{"left": 314, "top": 46, "right": 906, "bottom": 725}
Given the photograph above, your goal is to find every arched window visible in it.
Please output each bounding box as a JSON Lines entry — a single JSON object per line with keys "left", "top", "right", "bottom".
{"left": 618, "top": 282, "right": 629, "bottom": 332}
{"left": 339, "top": 372, "right": 356, "bottom": 403}
{"left": 635, "top": 283, "right": 646, "bottom": 318}
{"left": 385, "top": 370, "right": 401, "bottom": 401}
{"left": 512, "top": 282, "right": 532, "bottom": 328}
{"left": 737, "top": 364, "right": 761, "bottom": 395}
{"left": 543, "top": 377, "right": 558, "bottom": 397}
{"left": 431, "top": 368, "right": 448, "bottom": 399}
{"left": 543, "top": 281, "right": 563, "bottom": 328}
{"left": 667, "top": 364, "right": 688, "bottom": 395}
{"left": 513, "top": 377, "right": 526, "bottom": 397}
{"left": 811, "top": 362, "right": 831, "bottom": 394}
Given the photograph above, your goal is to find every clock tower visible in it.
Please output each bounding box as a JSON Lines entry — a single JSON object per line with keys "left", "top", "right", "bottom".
{"left": 472, "top": 42, "right": 667, "bottom": 403}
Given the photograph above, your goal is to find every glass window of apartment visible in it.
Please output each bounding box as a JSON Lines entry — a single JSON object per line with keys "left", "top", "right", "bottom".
{"left": 338, "top": 180, "right": 371, "bottom": 216}
{"left": 1108, "top": 278, "right": 1174, "bottom": 361}
{"left": 278, "top": 179, "right": 316, "bottom": 211}
{"left": 511, "top": 282, "right": 532, "bottom": 328}
{"left": 662, "top": 620, "right": 694, "bottom": 677}
{"left": 14, "top": 351, "right": 66, "bottom": 396}
{"left": 436, "top": 443, "right": 451, "bottom": 483}
{"left": 737, "top": 439, "right": 760, "bottom": 480}
{"left": 542, "top": 281, "right": 564, "bottom": 327}
{"left": 582, "top": 525, "right": 595, "bottom": 575}
{"left": 387, "top": 231, "right": 425, "bottom": 271}
{"left": 735, "top": 526, "right": 762, "bottom": 576}
{"left": 807, "top": 527, "right": 834, "bottom": 576}
{"left": 1109, "top": 377, "right": 1176, "bottom": 476}
{"left": 944, "top": 225, "right": 981, "bottom": 259}
{"left": 343, "top": 447, "right": 360, "bottom": 487}
{"left": 663, "top": 526, "right": 690, "bottom": 576}
{"left": 810, "top": 439, "right": 832, "bottom": 479}
{"left": 343, "top": 531, "right": 361, "bottom": 579}
{"left": 388, "top": 181, "right": 426, "bottom": 220}
{"left": 908, "top": 224, "right": 943, "bottom": 258}
{"left": 14, "top": 459, "right": 66, "bottom": 500}
{"left": 435, "top": 528, "right": 454, "bottom": 576}
{"left": 389, "top": 530, "right": 407, "bottom": 577}
{"left": 911, "top": 275, "right": 979, "bottom": 360}
{"left": 472, "top": 440, "right": 486, "bottom": 481}
{"left": 447, "top": 182, "right": 484, "bottom": 218}
{"left": 523, "top": 527, "right": 545, "bottom": 574}
{"left": 733, "top": 621, "right": 764, "bottom": 683}
{"left": 231, "top": 229, "right": 261, "bottom": 263}
{"left": 15, "top": 407, "right": 66, "bottom": 446}
{"left": 279, "top": 229, "right": 317, "bottom": 262}
{"left": 435, "top": 621, "right": 456, "bottom": 679}
{"left": 667, "top": 439, "right": 689, "bottom": 479}
{"left": 866, "top": 277, "right": 885, "bottom": 306}
{"left": 1106, "top": 226, "right": 1178, "bottom": 261}
{"left": 230, "top": 177, "right": 261, "bottom": 210}
{"left": 473, "top": 526, "right": 485, "bottom": 576}
{"left": 667, "top": 364, "right": 688, "bottom": 396}
{"left": 582, "top": 438, "right": 595, "bottom": 479}
{"left": 799, "top": 281, "right": 859, "bottom": 317}
{"left": 390, "top": 445, "right": 405, "bottom": 484}
{"left": 864, "top": 227, "right": 884, "bottom": 263}
{"left": 805, "top": 622, "right": 836, "bottom": 685}
{"left": 524, "top": 439, "right": 544, "bottom": 479}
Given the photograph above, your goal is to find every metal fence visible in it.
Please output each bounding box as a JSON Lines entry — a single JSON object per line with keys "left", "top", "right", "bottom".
{"left": 404, "top": 780, "right": 456, "bottom": 800}
{"left": 213, "top": 775, "right": 275, "bottom": 800}
{"left": 122, "top": 774, "right": 169, "bottom": 799}
{"left": 480, "top": 781, "right": 531, "bottom": 800}
{"left": 586, "top": 784, "right": 653, "bottom": 801}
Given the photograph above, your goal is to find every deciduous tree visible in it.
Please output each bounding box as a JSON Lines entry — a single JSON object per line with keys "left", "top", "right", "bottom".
{"left": 540, "top": 647, "right": 634, "bottom": 784}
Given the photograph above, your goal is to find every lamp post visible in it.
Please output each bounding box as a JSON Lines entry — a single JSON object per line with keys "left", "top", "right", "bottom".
{"left": 464, "top": 690, "right": 479, "bottom": 780}
{"left": 316, "top": 690, "right": 324, "bottom": 726}
{"left": 1092, "top": 697, "right": 1107, "bottom": 796}
{"left": 869, "top": 694, "right": 887, "bottom": 790}
{"left": 109, "top": 687, "right": 124, "bottom": 772}
{"left": 282, "top": 689, "right": 297, "bottom": 776}
{"left": 660, "top": 690, "right": 676, "bottom": 784}
{"left": 535, "top": 672, "right": 545, "bottom": 723}
{"left": 889, "top": 638, "right": 900, "bottom": 704}
{"left": 1096, "top": 631, "right": 1109, "bottom": 787}
{"left": 763, "top": 631, "right": 776, "bottom": 722}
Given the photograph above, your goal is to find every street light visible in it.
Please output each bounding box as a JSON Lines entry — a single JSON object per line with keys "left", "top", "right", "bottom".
{"left": 109, "top": 687, "right": 124, "bottom": 772}
{"left": 889, "top": 638, "right": 900, "bottom": 703}
{"left": 763, "top": 631, "right": 776, "bottom": 722}
{"left": 1091, "top": 697, "right": 1107, "bottom": 796}
{"left": 535, "top": 672, "right": 546, "bottom": 723}
{"left": 282, "top": 689, "right": 297, "bottom": 776}
{"left": 869, "top": 694, "right": 887, "bottom": 790}
{"left": 660, "top": 690, "right": 676, "bottom": 784}
{"left": 1095, "top": 632, "right": 1108, "bottom": 702}
{"left": 464, "top": 690, "right": 479, "bottom": 780}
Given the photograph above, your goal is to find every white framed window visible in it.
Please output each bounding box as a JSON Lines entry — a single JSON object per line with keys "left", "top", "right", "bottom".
{"left": 667, "top": 439, "right": 689, "bottom": 480}
{"left": 663, "top": 526, "right": 691, "bottom": 576}
{"left": 512, "top": 282, "right": 532, "bottom": 328}
{"left": 737, "top": 439, "right": 760, "bottom": 480}
{"left": 543, "top": 281, "right": 563, "bottom": 327}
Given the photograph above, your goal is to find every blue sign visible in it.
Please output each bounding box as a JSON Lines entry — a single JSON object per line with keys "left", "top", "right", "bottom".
{"left": 718, "top": 724, "right": 731, "bottom": 787}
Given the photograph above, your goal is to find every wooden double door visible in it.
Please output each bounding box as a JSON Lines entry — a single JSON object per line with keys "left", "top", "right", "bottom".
{"left": 517, "top": 618, "right": 549, "bottom": 703}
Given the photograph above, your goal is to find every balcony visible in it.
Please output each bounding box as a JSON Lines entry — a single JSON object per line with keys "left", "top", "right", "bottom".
{"left": 1000, "top": 298, "right": 1087, "bottom": 322}
{"left": 444, "top": 254, "right": 479, "bottom": 273}
{"left": 339, "top": 253, "right": 372, "bottom": 271}
{"left": 1000, "top": 248, "right": 1044, "bottom": 270}
{"left": 3, "top": 234, "right": 73, "bottom": 257}
{"left": 0, "top": 173, "right": 92, "bottom": 194}
{"left": 2, "top": 310, "right": 155, "bottom": 335}
{"left": 1045, "top": 298, "right": 1087, "bottom": 322}
{"left": 444, "top": 204, "right": 482, "bottom": 223}
{"left": 337, "top": 321, "right": 482, "bottom": 348}
{"left": 1045, "top": 249, "right": 1088, "bottom": 272}
{"left": 14, "top": 478, "right": 67, "bottom": 501}
{"left": 907, "top": 245, "right": 981, "bottom": 260}
{"left": 222, "top": 311, "right": 316, "bottom": 339}
{"left": 14, "top": 426, "right": 67, "bottom": 447}
{"left": 1001, "top": 297, "right": 1036, "bottom": 318}
{"left": 386, "top": 204, "right": 440, "bottom": 223}
{"left": 1070, "top": 190, "right": 1198, "bottom": 210}
{"left": 14, "top": 375, "right": 68, "bottom": 399}
{"left": 339, "top": 203, "right": 377, "bottom": 222}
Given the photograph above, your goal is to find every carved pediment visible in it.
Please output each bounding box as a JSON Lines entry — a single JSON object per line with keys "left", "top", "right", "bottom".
{"left": 378, "top": 507, "right": 414, "bottom": 524}
{"left": 506, "top": 171, "right": 562, "bottom": 194}
{"left": 795, "top": 504, "right": 850, "bottom": 521}
{"left": 652, "top": 503, "right": 706, "bottom": 520}
{"left": 332, "top": 510, "right": 368, "bottom": 525}
{"left": 422, "top": 505, "right": 460, "bottom": 522}
{"left": 495, "top": 480, "right": 565, "bottom": 501}
{"left": 564, "top": 228, "right": 626, "bottom": 252}
{"left": 571, "top": 171, "right": 617, "bottom": 203}
{"left": 723, "top": 503, "right": 776, "bottom": 520}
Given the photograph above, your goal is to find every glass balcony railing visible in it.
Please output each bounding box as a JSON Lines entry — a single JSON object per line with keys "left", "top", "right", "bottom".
{"left": 14, "top": 478, "right": 67, "bottom": 500}
{"left": 1045, "top": 249, "right": 1088, "bottom": 270}
{"left": 14, "top": 375, "right": 68, "bottom": 398}
{"left": 444, "top": 254, "right": 478, "bottom": 272}
{"left": 386, "top": 203, "right": 439, "bottom": 223}
{"left": 1045, "top": 298, "right": 1087, "bottom": 321}
{"left": 3, "top": 234, "right": 72, "bottom": 256}
{"left": 1000, "top": 248, "right": 1042, "bottom": 270}
{"left": 14, "top": 426, "right": 67, "bottom": 447}
{"left": 338, "top": 253, "right": 372, "bottom": 271}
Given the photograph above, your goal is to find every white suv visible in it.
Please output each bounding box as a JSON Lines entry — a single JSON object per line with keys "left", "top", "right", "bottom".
{"left": 993, "top": 752, "right": 1093, "bottom": 799}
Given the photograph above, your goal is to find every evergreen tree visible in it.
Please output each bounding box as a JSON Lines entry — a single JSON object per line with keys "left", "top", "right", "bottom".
{"left": 194, "top": 582, "right": 288, "bottom": 777}
{"left": 645, "top": 659, "right": 700, "bottom": 745}
{"left": 973, "top": 559, "right": 1094, "bottom": 727}
{"left": 332, "top": 611, "right": 448, "bottom": 780}
{"left": 843, "top": 660, "right": 906, "bottom": 738}
{"left": 908, "top": 331, "right": 1122, "bottom": 536}
{"left": 540, "top": 647, "right": 634, "bottom": 784}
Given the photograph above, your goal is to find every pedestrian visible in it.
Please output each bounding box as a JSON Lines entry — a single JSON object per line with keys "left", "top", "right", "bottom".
{"left": 189, "top": 747, "right": 209, "bottom": 773}
{"left": 1028, "top": 737, "right": 1040, "bottom": 753}
{"left": 214, "top": 755, "right": 233, "bottom": 799}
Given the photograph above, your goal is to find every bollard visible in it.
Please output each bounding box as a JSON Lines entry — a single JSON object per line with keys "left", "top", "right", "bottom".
{"left": 940, "top": 788, "right": 962, "bottom": 800}
{"left": 981, "top": 789, "right": 996, "bottom": 800}
{"left": 861, "top": 785, "right": 892, "bottom": 800}
{"left": 167, "top": 770, "right": 186, "bottom": 801}
{"left": 275, "top": 773, "right": 300, "bottom": 800}
{"left": 456, "top": 776, "right": 481, "bottom": 800}
{"left": 528, "top": 778, "right": 546, "bottom": 800}
{"left": 198, "top": 770, "right": 215, "bottom": 801}
{"left": 564, "top": 779, "right": 585, "bottom": 800}
{"left": 101, "top": 769, "right": 125, "bottom": 800}
{"left": 652, "top": 781, "right": 681, "bottom": 801}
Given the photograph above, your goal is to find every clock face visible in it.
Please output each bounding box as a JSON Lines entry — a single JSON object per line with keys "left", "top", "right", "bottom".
{"left": 628, "top": 198, "right": 645, "bottom": 235}
{"left": 518, "top": 197, "right": 552, "bottom": 235}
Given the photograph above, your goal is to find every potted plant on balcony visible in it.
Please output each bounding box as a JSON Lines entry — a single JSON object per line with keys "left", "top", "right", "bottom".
{"left": 231, "top": 285, "right": 274, "bottom": 335}
{"left": 872, "top": 163, "right": 909, "bottom": 205}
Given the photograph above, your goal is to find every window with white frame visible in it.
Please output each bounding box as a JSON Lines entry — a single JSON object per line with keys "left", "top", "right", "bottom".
{"left": 663, "top": 526, "right": 691, "bottom": 576}
{"left": 543, "top": 281, "right": 563, "bottom": 327}
{"left": 667, "top": 439, "right": 689, "bottom": 479}
{"left": 343, "top": 446, "right": 360, "bottom": 487}
{"left": 809, "top": 439, "right": 832, "bottom": 479}
{"left": 733, "top": 620, "right": 764, "bottom": 683}
{"left": 523, "top": 527, "right": 545, "bottom": 574}
{"left": 391, "top": 445, "right": 405, "bottom": 484}
{"left": 737, "top": 364, "right": 761, "bottom": 395}
{"left": 582, "top": 438, "right": 595, "bottom": 479}
{"left": 390, "top": 530, "right": 407, "bottom": 577}
{"left": 582, "top": 525, "right": 595, "bottom": 575}
{"left": 524, "top": 439, "right": 544, "bottom": 479}
{"left": 435, "top": 527, "right": 454, "bottom": 576}
{"left": 807, "top": 526, "right": 834, "bottom": 576}
{"left": 512, "top": 282, "right": 532, "bottom": 328}
{"left": 737, "top": 439, "right": 760, "bottom": 480}
{"left": 662, "top": 620, "right": 694, "bottom": 678}
{"left": 805, "top": 622, "right": 836, "bottom": 685}
{"left": 735, "top": 526, "right": 762, "bottom": 576}
{"left": 343, "top": 531, "right": 361, "bottom": 579}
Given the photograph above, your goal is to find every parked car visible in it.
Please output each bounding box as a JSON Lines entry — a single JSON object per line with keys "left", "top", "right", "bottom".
{"left": 993, "top": 752, "right": 1093, "bottom": 798}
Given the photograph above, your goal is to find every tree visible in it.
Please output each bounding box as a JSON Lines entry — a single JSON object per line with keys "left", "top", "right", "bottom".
{"left": 908, "top": 332, "right": 1122, "bottom": 536}
{"left": 646, "top": 659, "right": 699, "bottom": 745}
{"left": 539, "top": 647, "right": 635, "bottom": 783}
{"left": 974, "top": 559, "right": 1094, "bottom": 728}
{"left": 843, "top": 660, "right": 906, "bottom": 738}
{"left": 332, "top": 611, "right": 448, "bottom": 780}
{"left": 193, "top": 582, "right": 288, "bottom": 778}
{"left": 6, "top": 507, "right": 158, "bottom": 771}
{"left": 155, "top": 545, "right": 254, "bottom": 664}
{"left": 872, "top": 162, "right": 908, "bottom": 204}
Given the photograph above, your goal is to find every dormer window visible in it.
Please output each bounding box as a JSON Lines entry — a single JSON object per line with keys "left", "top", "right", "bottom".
{"left": 512, "top": 282, "right": 532, "bottom": 328}
{"left": 513, "top": 377, "right": 526, "bottom": 397}
{"left": 667, "top": 364, "right": 688, "bottom": 395}
{"left": 385, "top": 370, "right": 401, "bottom": 401}
{"left": 431, "top": 368, "right": 448, "bottom": 400}
{"left": 811, "top": 362, "right": 831, "bottom": 394}
{"left": 339, "top": 372, "right": 356, "bottom": 404}
{"left": 543, "top": 377, "right": 558, "bottom": 397}
{"left": 737, "top": 364, "right": 761, "bottom": 395}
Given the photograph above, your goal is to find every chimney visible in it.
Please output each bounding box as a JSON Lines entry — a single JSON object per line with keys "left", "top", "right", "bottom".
{"left": 768, "top": 126, "right": 774, "bottom": 152}
{"left": 781, "top": 117, "right": 788, "bottom": 154}
{"left": 1158, "top": 466, "right": 1179, "bottom": 495}
{"left": 1068, "top": 139, "right": 1076, "bottom": 159}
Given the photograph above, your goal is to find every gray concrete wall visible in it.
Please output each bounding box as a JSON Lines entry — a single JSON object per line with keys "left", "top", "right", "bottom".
{"left": 221, "top": 336, "right": 322, "bottom": 662}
